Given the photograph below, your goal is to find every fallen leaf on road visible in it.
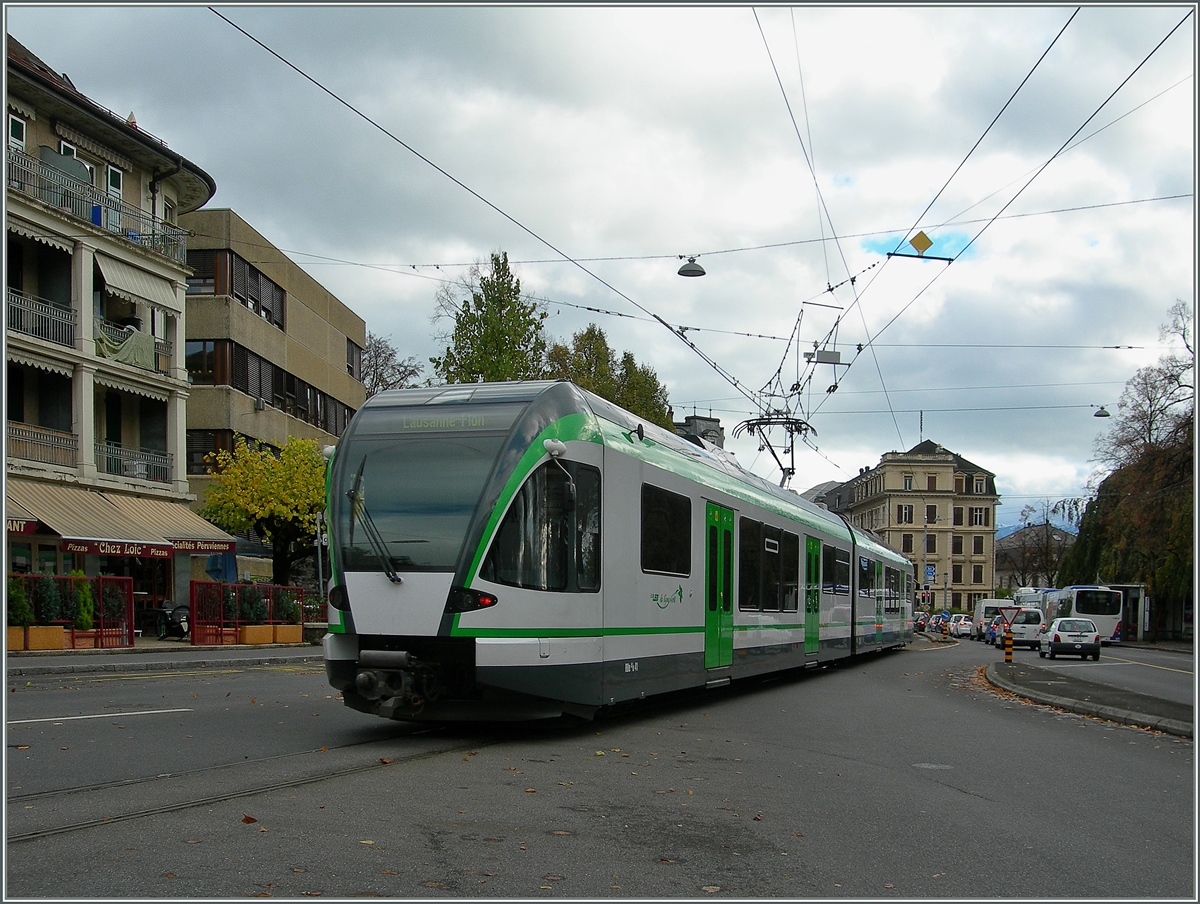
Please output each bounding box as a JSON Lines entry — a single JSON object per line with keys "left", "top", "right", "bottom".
{"left": 242, "top": 814, "right": 258, "bottom": 824}
{"left": 360, "top": 840, "right": 374, "bottom": 845}
{"left": 552, "top": 831, "right": 570, "bottom": 836}
{"left": 702, "top": 886, "right": 720, "bottom": 893}
{"left": 885, "top": 883, "right": 895, "bottom": 889}
{"left": 379, "top": 758, "right": 392, "bottom": 765}
{"left": 524, "top": 788, "right": 536, "bottom": 793}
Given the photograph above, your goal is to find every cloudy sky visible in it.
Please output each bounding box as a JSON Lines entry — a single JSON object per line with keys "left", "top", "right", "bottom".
{"left": 8, "top": 5, "right": 1194, "bottom": 528}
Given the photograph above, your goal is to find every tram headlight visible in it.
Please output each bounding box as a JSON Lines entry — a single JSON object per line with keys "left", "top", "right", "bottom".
{"left": 446, "top": 587, "right": 499, "bottom": 613}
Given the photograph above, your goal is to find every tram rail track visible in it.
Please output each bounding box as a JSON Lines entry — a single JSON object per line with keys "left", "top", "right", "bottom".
{"left": 7, "top": 730, "right": 485, "bottom": 844}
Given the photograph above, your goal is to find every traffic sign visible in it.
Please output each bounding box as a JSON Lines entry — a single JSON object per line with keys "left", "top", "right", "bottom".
{"left": 942, "top": 610, "right": 951, "bottom": 620}
{"left": 998, "top": 606, "right": 1021, "bottom": 626}
{"left": 925, "top": 565, "right": 936, "bottom": 580}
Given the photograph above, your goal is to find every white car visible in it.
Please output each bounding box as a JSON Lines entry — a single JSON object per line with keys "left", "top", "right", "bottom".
{"left": 1039, "top": 618, "right": 1101, "bottom": 661}
{"left": 996, "top": 607, "right": 1045, "bottom": 649}
{"left": 948, "top": 614, "right": 973, "bottom": 638}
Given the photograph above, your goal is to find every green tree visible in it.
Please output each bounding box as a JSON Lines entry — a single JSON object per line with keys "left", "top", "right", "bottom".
{"left": 546, "top": 323, "right": 673, "bottom": 429}
{"left": 1060, "top": 301, "right": 1194, "bottom": 637}
{"left": 430, "top": 251, "right": 547, "bottom": 383}
{"left": 199, "top": 436, "right": 326, "bottom": 586}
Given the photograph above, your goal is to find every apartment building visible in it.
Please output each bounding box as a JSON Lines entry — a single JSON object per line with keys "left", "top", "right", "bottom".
{"left": 178, "top": 209, "right": 366, "bottom": 537}
{"left": 819, "top": 440, "right": 1000, "bottom": 610}
{"left": 5, "top": 36, "right": 234, "bottom": 613}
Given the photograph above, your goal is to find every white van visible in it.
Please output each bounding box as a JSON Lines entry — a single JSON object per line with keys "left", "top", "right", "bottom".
{"left": 971, "top": 598, "right": 1005, "bottom": 641}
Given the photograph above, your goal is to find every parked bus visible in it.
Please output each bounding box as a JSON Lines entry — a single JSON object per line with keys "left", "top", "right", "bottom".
{"left": 1012, "top": 586, "right": 1054, "bottom": 616}
{"left": 1041, "top": 586, "right": 1124, "bottom": 644}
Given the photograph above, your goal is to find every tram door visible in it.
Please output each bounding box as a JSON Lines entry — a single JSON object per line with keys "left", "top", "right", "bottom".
{"left": 804, "top": 537, "right": 821, "bottom": 655}
{"left": 704, "top": 503, "right": 734, "bottom": 669}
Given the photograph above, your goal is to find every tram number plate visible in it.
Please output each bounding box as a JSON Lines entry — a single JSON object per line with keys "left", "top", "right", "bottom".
{"left": 624, "top": 661, "right": 639, "bottom": 673}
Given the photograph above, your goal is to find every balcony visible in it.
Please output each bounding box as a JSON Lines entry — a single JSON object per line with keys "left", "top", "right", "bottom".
{"left": 7, "top": 147, "right": 187, "bottom": 264}
{"left": 7, "top": 422, "right": 78, "bottom": 467}
{"left": 95, "top": 318, "right": 172, "bottom": 374}
{"left": 95, "top": 441, "right": 171, "bottom": 483}
{"left": 7, "top": 288, "right": 76, "bottom": 347}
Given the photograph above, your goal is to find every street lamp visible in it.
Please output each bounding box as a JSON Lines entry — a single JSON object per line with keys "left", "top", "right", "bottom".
{"left": 677, "top": 256, "right": 706, "bottom": 277}
{"left": 1092, "top": 405, "right": 1111, "bottom": 418}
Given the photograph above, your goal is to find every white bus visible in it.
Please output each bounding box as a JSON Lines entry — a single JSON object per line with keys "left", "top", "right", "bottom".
{"left": 1042, "top": 586, "right": 1125, "bottom": 644}
{"left": 1012, "top": 587, "right": 1054, "bottom": 615}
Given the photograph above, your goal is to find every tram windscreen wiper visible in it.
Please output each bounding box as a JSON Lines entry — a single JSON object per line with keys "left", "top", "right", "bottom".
{"left": 347, "top": 457, "right": 403, "bottom": 584}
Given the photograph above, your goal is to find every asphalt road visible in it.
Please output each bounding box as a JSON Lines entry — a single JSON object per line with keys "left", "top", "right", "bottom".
{"left": 5, "top": 641, "right": 1194, "bottom": 898}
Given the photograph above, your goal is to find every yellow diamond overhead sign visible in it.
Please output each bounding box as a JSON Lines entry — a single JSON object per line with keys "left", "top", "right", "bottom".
{"left": 909, "top": 231, "right": 933, "bottom": 256}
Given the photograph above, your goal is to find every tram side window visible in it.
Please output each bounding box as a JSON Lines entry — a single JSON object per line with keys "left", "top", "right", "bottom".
{"left": 481, "top": 461, "right": 601, "bottom": 592}
{"left": 782, "top": 531, "right": 799, "bottom": 612}
{"left": 859, "top": 557, "right": 877, "bottom": 599}
{"left": 822, "top": 545, "right": 850, "bottom": 595}
{"left": 739, "top": 519, "right": 800, "bottom": 611}
{"left": 884, "top": 566, "right": 900, "bottom": 613}
{"left": 739, "top": 518, "right": 761, "bottom": 609}
{"left": 641, "top": 484, "right": 690, "bottom": 576}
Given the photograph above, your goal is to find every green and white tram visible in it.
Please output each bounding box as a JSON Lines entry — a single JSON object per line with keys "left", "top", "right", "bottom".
{"left": 324, "top": 380, "right": 914, "bottom": 721}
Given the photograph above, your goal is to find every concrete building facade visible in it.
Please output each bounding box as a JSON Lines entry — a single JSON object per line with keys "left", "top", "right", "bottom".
{"left": 177, "top": 209, "right": 367, "bottom": 568}
{"left": 5, "top": 36, "right": 234, "bottom": 615}
{"left": 817, "top": 440, "right": 1000, "bottom": 611}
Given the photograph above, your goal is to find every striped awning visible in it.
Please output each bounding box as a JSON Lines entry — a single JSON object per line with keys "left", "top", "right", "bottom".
{"left": 5, "top": 479, "right": 234, "bottom": 556}
{"left": 7, "top": 217, "right": 73, "bottom": 254}
{"left": 101, "top": 493, "right": 235, "bottom": 553}
{"left": 95, "top": 253, "right": 180, "bottom": 312}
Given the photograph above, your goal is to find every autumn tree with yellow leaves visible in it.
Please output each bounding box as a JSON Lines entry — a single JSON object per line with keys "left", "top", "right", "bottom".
{"left": 199, "top": 436, "right": 326, "bottom": 586}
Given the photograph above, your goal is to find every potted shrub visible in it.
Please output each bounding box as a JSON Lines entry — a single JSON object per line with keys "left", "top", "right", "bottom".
{"left": 26, "top": 576, "right": 65, "bottom": 650}
{"left": 272, "top": 590, "right": 303, "bottom": 644}
{"left": 7, "top": 577, "right": 34, "bottom": 650}
{"left": 237, "top": 585, "right": 273, "bottom": 645}
{"left": 69, "top": 572, "right": 97, "bottom": 648}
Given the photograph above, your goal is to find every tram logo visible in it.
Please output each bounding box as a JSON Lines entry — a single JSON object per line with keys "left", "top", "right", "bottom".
{"left": 652, "top": 585, "right": 684, "bottom": 609}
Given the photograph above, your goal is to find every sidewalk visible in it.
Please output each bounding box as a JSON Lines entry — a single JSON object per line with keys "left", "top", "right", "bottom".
{"left": 6, "top": 633, "right": 324, "bottom": 677}
{"left": 917, "top": 630, "right": 1193, "bottom": 738}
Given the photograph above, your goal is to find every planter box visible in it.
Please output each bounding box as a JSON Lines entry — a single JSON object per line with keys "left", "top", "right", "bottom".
{"left": 7, "top": 626, "right": 26, "bottom": 651}
{"left": 26, "top": 625, "right": 65, "bottom": 651}
{"left": 273, "top": 624, "right": 303, "bottom": 644}
{"left": 238, "top": 624, "right": 274, "bottom": 645}
{"left": 70, "top": 630, "right": 98, "bottom": 649}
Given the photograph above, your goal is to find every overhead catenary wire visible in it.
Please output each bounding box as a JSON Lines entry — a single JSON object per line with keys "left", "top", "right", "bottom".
{"left": 804, "top": 8, "right": 1195, "bottom": 430}
{"left": 209, "top": 7, "right": 768, "bottom": 415}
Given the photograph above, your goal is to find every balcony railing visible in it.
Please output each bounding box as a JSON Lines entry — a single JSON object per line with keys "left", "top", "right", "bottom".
{"left": 95, "top": 441, "right": 172, "bottom": 483}
{"left": 95, "top": 318, "right": 172, "bottom": 374}
{"left": 7, "top": 422, "right": 78, "bottom": 467}
{"left": 7, "top": 288, "right": 76, "bottom": 347}
{"left": 7, "top": 147, "right": 187, "bottom": 263}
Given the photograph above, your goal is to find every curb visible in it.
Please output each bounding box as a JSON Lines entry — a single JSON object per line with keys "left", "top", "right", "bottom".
{"left": 985, "top": 663, "right": 1193, "bottom": 739}
{"left": 7, "top": 653, "right": 324, "bottom": 678}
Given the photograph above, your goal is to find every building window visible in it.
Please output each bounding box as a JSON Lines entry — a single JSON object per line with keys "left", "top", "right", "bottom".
{"left": 186, "top": 250, "right": 217, "bottom": 294}
{"left": 952, "top": 534, "right": 963, "bottom": 555}
{"left": 347, "top": 338, "right": 363, "bottom": 380}
{"left": 163, "top": 200, "right": 176, "bottom": 224}
{"left": 641, "top": 484, "right": 690, "bottom": 576}
{"left": 952, "top": 564, "right": 963, "bottom": 583}
{"left": 972, "top": 564, "right": 984, "bottom": 584}
{"left": 955, "top": 475, "right": 964, "bottom": 493}
{"left": 926, "top": 534, "right": 936, "bottom": 554}
{"left": 902, "top": 533, "right": 913, "bottom": 553}
{"left": 953, "top": 506, "right": 964, "bottom": 526}
{"left": 59, "top": 140, "right": 95, "bottom": 183}
{"left": 185, "top": 340, "right": 217, "bottom": 384}
{"left": 186, "top": 429, "right": 234, "bottom": 474}
{"left": 925, "top": 504, "right": 937, "bottom": 524}
{"left": 952, "top": 592, "right": 962, "bottom": 608}
{"left": 973, "top": 535, "right": 984, "bottom": 555}
{"left": 8, "top": 114, "right": 25, "bottom": 150}
{"left": 903, "top": 475, "right": 913, "bottom": 491}
{"left": 970, "top": 506, "right": 989, "bottom": 526}
{"left": 896, "top": 504, "right": 913, "bottom": 524}
{"left": 927, "top": 475, "right": 937, "bottom": 491}
{"left": 974, "top": 477, "right": 985, "bottom": 494}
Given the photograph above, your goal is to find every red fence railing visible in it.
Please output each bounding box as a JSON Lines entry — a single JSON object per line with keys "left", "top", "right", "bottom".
{"left": 189, "top": 581, "right": 306, "bottom": 646}
{"left": 6, "top": 573, "right": 134, "bottom": 648}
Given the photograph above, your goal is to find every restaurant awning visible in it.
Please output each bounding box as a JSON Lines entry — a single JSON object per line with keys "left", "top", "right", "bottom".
{"left": 5, "top": 479, "right": 234, "bottom": 557}
{"left": 95, "top": 252, "right": 180, "bottom": 312}
{"left": 101, "top": 493, "right": 235, "bottom": 554}
{"left": 5, "top": 498, "right": 40, "bottom": 535}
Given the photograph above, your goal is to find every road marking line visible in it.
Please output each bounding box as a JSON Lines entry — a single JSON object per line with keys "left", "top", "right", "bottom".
{"left": 1103, "top": 655, "right": 1192, "bottom": 675}
{"left": 8, "top": 708, "right": 193, "bottom": 725}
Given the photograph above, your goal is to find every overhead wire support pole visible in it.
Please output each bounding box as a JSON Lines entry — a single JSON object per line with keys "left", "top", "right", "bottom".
{"left": 886, "top": 252, "right": 955, "bottom": 263}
